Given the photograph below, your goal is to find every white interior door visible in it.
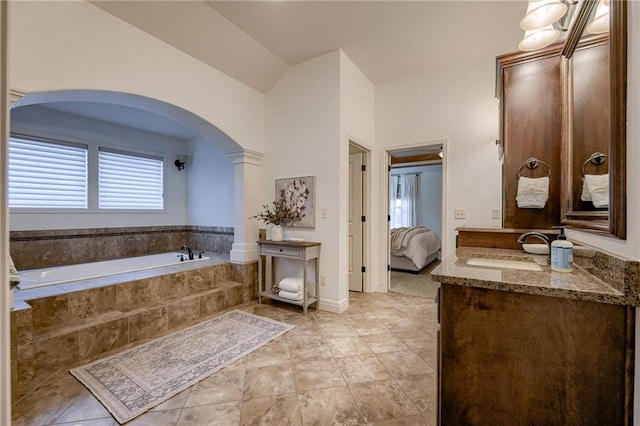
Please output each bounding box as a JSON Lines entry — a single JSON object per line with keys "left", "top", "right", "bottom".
{"left": 349, "top": 151, "right": 364, "bottom": 292}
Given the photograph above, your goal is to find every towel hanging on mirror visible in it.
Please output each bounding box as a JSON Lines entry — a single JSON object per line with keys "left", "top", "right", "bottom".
{"left": 581, "top": 174, "right": 609, "bottom": 208}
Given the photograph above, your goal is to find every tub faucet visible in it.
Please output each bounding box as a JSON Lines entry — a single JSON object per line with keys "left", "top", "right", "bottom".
{"left": 181, "top": 245, "right": 194, "bottom": 260}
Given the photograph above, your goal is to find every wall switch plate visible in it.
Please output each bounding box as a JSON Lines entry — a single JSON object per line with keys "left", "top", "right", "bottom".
{"left": 320, "top": 275, "right": 327, "bottom": 286}
{"left": 492, "top": 208, "right": 501, "bottom": 219}
{"left": 321, "top": 208, "right": 327, "bottom": 219}
{"left": 454, "top": 209, "right": 466, "bottom": 219}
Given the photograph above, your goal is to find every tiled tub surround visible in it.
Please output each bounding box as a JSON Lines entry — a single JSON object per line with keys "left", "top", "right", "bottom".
{"left": 432, "top": 246, "right": 640, "bottom": 306}
{"left": 10, "top": 225, "right": 234, "bottom": 270}
{"left": 10, "top": 255, "right": 258, "bottom": 403}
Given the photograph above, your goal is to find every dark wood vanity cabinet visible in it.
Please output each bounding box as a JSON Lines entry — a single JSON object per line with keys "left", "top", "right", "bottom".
{"left": 437, "top": 283, "right": 634, "bottom": 425}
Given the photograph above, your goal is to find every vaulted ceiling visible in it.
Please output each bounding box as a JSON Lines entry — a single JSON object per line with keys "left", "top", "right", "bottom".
{"left": 92, "top": 1, "right": 528, "bottom": 93}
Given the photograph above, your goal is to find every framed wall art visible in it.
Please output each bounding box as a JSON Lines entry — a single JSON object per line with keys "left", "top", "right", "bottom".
{"left": 275, "top": 176, "right": 315, "bottom": 228}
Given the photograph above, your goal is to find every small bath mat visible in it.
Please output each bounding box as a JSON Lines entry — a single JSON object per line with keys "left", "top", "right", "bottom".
{"left": 70, "top": 310, "right": 295, "bottom": 424}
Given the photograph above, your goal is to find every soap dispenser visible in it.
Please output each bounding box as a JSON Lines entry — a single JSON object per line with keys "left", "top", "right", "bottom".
{"left": 551, "top": 227, "right": 573, "bottom": 272}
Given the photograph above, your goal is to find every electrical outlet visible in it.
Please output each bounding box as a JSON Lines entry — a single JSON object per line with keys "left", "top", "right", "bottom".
{"left": 454, "top": 209, "right": 466, "bottom": 219}
{"left": 492, "top": 208, "right": 501, "bottom": 219}
{"left": 320, "top": 275, "right": 327, "bottom": 286}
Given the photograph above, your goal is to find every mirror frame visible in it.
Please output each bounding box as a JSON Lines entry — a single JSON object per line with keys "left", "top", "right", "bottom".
{"left": 560, "top": 0, "right": 627, "bottom": 239}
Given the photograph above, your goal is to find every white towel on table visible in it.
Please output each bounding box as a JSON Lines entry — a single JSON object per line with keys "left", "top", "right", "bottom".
{"left": 516, "top": 176, "right": 549, "bottom": 209}
{"left": 279, "top": 289, "right": 304, "bottom": 301}
{"left": 279, "top": 277, "right": 303, "bottom": 292}
{"left": 580, "top": 174, "right": 609, "bottom": 208}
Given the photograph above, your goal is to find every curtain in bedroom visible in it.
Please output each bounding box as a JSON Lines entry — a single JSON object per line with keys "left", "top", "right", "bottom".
{"left": 390, "top": 174, "right": 418, "bottom": 228}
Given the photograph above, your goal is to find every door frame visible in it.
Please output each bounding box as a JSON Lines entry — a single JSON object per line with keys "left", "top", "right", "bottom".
{"left": 384, "top": 139, "right": 448, "bottom": 292}
{"left": 348, "top": 141, "right": 370, "bottom": 292}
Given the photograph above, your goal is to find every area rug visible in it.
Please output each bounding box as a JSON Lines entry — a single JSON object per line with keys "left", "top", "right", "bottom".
{"left": 390, "top": 260, "right": 440, "bottom": 300}
{"left": 70, "top": 310, "right": 295, "bottom": 424}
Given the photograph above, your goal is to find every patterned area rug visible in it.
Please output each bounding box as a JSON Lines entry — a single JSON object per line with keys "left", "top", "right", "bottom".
{"left": 70, "top": 310, "right": 295, "bottom": 424}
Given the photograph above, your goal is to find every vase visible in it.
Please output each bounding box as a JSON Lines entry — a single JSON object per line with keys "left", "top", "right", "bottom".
{"left": 271, "top": 224, "right": 284, "bottom": 241}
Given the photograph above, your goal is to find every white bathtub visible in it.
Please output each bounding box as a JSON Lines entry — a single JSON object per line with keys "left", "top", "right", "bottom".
{"left": 17, "top": 252, "right": 210, "bottom": 290}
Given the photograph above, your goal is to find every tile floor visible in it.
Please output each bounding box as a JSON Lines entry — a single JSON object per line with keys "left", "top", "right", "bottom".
{"left": 11, "top": 290, "right": 438, "bottom": 426}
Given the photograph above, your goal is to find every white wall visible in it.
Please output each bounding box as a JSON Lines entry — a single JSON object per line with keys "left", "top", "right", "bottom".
{"left": 8, "top": 0, "right": 265, "bottom": 154}
{"left": 339, "top": 52, "right": 376, "bottom": 294}
{"left": 376, "top": 56, "right": 503, "bottom": 258}
{"left": 391, "top": 164, "right": 443, "bottom": 238}
{"left": 186, "top": 136, "right": 235, "bottom": 227}
{"left": 265, "top": 50, "right": 344, "bottom": 311}
{"left": 9, "top": 106, "right": 189, "bottom": 230}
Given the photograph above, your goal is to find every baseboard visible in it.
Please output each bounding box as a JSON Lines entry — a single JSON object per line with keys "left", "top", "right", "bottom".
{"left": 318, "top": 297, "right": 349, "bottom": 313}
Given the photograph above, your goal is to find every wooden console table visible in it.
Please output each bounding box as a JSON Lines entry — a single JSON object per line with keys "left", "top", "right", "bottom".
{"left": 257, "top": 240, "right": 321, "bottom": 315}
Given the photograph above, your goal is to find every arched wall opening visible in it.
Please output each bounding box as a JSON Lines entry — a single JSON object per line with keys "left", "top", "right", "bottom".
{"left": 8, "top": 90, "right": 261, "bottom": 268}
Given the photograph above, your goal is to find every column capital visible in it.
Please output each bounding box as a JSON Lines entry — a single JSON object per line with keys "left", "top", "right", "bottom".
{"left": 228, "top": 149, "right": 263, "bottom": 166}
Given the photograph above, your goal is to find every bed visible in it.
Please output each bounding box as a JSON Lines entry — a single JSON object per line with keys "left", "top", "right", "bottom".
{"left": 390, "top": 227, "right": 441, "bottom": 273}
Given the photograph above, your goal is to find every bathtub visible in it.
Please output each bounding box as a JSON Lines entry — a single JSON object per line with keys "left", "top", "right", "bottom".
{"left": 17, "top": 252, "right": 210, "bottom": 290}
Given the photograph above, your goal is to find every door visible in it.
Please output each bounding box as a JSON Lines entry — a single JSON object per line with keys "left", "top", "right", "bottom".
{"left": 349, "top": 151, "right": 364, "bottom": 292}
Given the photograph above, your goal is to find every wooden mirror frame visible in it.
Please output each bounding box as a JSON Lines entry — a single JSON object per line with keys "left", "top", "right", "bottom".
{"left": 560, "top": 0, "right": 627, "bottom": 239}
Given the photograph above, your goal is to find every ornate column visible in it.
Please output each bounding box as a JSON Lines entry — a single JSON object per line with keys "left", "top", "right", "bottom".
{"left": 228, "top": 149, "right": 263, "bottom": 263}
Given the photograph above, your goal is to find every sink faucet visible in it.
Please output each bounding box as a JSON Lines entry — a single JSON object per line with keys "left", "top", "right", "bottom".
{"left": 517, "top": 232, "right": 552, "bottom": 263}
{"left": 181, "top": 245, "right": 194, "bottom": 260}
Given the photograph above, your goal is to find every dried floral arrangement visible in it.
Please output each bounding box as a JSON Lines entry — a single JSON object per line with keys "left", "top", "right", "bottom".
{"left": 251, "top": 180, "right": 309, "bottom": 226}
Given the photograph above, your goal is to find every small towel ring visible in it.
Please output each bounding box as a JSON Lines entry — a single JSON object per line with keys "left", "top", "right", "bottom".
{"left": 581, "top": 152, "right": 608, "bottom": 177}
{"left": 517, "top": 157, "right": 551, "bottom": 178}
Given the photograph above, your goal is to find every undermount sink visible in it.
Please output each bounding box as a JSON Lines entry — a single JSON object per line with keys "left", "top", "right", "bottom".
{"left": 466, "top": 257, "right": 542, "bottom": 271}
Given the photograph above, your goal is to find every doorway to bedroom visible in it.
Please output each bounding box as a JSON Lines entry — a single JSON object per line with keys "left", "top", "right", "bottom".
{"left": 388, "top": 143, "right": 444, "bottom": 298}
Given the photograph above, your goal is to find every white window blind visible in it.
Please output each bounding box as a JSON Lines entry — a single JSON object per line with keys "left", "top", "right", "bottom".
{"left": 98, "top": 148, "right": 164, "bottom": 210}
{"left": 8, "top": 137, "right": 88, "bottom": 208}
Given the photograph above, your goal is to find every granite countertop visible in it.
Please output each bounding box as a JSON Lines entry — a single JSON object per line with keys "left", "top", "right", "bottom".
{"left": 431, "top": 247, "right": 629, "bottom": 305}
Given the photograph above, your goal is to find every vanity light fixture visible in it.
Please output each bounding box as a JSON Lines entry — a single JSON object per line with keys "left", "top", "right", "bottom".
{"left": 174, "top": 154, "right": 189, "bottom": 171}
{"left": 520, "top": 0, "right": 568, "bottom": 31}
{"left": 518, "top": 25, "right": 561, "bottom": 51}
{"left": 587, "top": 0, "right": 609, "bottom": 34}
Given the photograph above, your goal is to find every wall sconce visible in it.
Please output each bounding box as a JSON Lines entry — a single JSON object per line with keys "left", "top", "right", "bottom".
{"left": 174, "top": 155, "right": 189, "bottom": 171}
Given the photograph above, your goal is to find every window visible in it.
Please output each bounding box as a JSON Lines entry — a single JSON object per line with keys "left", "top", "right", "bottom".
{"left": 389, "top": 173, "right": 418, "bottom": 228}
{"left": 8, "top": 137, "right": 88, "bottom": 208}
{"left": 98, "top": 148, "right": 164, "bottom": 210}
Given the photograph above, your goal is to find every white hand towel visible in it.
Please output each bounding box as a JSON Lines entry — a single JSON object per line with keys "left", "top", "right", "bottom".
{"left": 279, "top": 289, "right": 304, "bottom": 301}
{"left": 279, "top": 277, "right": 304, "bottom": 292}
{"left": 516, "top": 176, "right": 549, "bottom": 209}
{"left": 582, "top": 174, "right": 609, "bottom": 208}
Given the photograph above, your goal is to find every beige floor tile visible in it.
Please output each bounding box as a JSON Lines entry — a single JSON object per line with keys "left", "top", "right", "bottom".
{"left": 396, "top": 373, "right": 437, "bottom": 413}
{"left": 54, "top": 417, "right": 116, "bottom": 426}
{"left": 368, "top": 413, "right": 430, "bottom": 425}
{"left": 318, "top": 321, "right": 359, "bottom": 338}
{"left": 288, "top": 342, "right": 334, "bottom": 362}
{"left": 293, "top": 358, "right": 346, "bottom": 392}
{"left": 186, "top": 361, "right": 246, "bottom": 406}
{"left": 349, "top": 379, "right": 418, "bottom": 422}
{"left": 12, "top": 293, "right": 438, "bottom": 426}
{"left": 326, "top": 336, "right": 372, "bottom": 358}
{"left": 335, "top": 354, "right": 391, "bottom": 384}
{"left": 54, "top": 392, "right": 112, "bottom": 423}
{"left": 126, "top": 409, "right": 182, "bottom": 426}
{"left": 152, "top": 388, "right": 191, "bottom": 411}
{"left": 239, "top": 394, "right": 302, "bottom": 426}
{"left": 376, "top": 350, "right": 434, "bottom": 378}
{"left": 361, "top": 332, "right": 409, "bottom": 353}
{"left": 177, "top": 401, "right": 242, "bottom": 426}
{"left": 245, "top": 340, "right": 292, "bottom": 369}
{"left": 243, "top": 365, "right": 296, "bottom": 400}
{"left": 298, "top": 386, "right": 367, "bottom": 425}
